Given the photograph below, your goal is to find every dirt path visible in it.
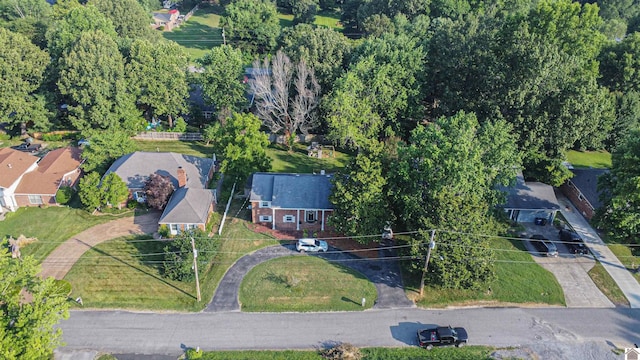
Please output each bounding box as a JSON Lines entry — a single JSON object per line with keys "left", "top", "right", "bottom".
{"left": 39, "top": 211, "right": 161, "bottom": 280}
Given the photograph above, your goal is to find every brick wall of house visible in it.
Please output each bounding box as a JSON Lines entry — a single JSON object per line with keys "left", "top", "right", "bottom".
{"left": 560, "top": 182, "right": 595, "bottom": 220}
{"left": 252, "top": 203, "right": 334, "bottom": 231}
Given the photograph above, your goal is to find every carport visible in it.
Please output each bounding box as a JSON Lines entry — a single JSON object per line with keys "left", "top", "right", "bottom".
{"left": 503, "top": 173, "right": 561, "bottom": 224}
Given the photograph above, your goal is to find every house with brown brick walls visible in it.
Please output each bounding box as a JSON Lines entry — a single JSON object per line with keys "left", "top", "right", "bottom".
{"left": 249, "top": 172, "right": 334, "bottom": 232}
{"left": 560, "top": 168, "right": 608, "bottom": 220}
{"left": 0, "top": 147, "right": 82, "bottom": 213}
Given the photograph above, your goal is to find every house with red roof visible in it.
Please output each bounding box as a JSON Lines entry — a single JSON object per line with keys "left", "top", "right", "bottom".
{"left": 0, "top": 147, "right": 83, "bottom": 214}
{"left": 152, "top": 9, "right": 181, "bottom": 31}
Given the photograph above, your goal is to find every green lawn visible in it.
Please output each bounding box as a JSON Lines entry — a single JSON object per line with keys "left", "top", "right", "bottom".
{"left": 135, "top": 140, "right": 215, "bottom": 157}
{"left": 0, "top": 207, "right": 131, "bottom": 262}
{"left": 277, "top": 10, "right": 344, "bottom": 32}
{"left": 239, "top": 256, "right": 377, "bottom": 312}
{"left": 267, "top": 143, "right": 352, "bottom": 173}
{"left": 64, "top": 196, "right": 279, "bottom": 311}
{"left": 162, "top": 5, "right": 223, "bottom": 61}
{"left": 194, "top": 346, "right": 495, "bottom": 360}
{"left": 565, "top": 150, "right": 611, "bottom": 169}
{"left": 407, "top": 237, "right": 565, "bottom": 307}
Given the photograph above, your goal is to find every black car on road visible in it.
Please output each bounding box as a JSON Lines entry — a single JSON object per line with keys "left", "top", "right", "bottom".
{"left": 417, "top": 325, "right": 468, "bottom": 350}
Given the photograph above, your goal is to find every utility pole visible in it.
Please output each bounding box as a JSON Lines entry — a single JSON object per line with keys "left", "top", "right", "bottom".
{"left": 419, "top": 230, "right": 436, "bottom": 296}
{"left": 191, "top": 237, "right": 201, "bottom": 302}
{"left": 222, "top": 27, "right": 226, "bottom": 45}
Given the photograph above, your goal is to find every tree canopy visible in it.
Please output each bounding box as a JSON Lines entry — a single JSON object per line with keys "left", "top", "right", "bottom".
{"left": 197, "top": 45, "right": 247, "bottom": 119}
{"left": 0, "top": 239, "right": 70, "bottom": 360}
{"left": 0, "top": 27, "right": 50, "bottom": 133}
{"left": 220, "top": 0, "right": 280, "bottom": 53}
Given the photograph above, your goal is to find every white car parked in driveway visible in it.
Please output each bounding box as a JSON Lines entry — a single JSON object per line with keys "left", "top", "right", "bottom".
{"left": 296, "top": 238, "right": 328, "bottom": 253}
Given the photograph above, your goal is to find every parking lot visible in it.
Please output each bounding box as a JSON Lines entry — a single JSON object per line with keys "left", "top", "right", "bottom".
{"left": 518, "top": 223, "right": 614, "bottom": 308}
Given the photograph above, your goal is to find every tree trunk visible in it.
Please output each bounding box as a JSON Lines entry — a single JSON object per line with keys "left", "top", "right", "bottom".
{"left": 168, "top": 114, "right": 174, "bottom": 129}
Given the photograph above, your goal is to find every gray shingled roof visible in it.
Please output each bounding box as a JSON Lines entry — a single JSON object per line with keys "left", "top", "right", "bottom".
{"left": 250, "top": 173, "right": 333, "bottom": 209}
{"left": 159, "top": 187, "right": 216, "bottom": 224}
{"left": 569, "top": 169, "right": 609, "bottom": 209}
{"left": 504, "top": 173, "right": 560, "bottom": 210}
{"left": 104, "top": 152, "right": 213, "bottom": 190}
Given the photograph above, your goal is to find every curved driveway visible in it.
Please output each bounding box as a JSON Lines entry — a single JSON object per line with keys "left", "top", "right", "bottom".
{"left": 40, "top": 212, "right": 161, "bottom": 280}
{"left": 206, "top": 244, "right": 414, "bottom": 312}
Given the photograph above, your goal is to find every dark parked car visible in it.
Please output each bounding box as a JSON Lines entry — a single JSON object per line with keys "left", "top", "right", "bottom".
{"left": 417, "top": 325, "right": 468, "bottom": 350}
{"left": 559, "top": 229, "right": 589, "bottom": 255}
{"left": 530, "top": 234, "right": 558, "bottom": 257}
{"left": 11, "top": 142, "right": 42, "bottom": 153}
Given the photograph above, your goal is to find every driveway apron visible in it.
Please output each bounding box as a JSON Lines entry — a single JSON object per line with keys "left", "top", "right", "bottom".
{"left": 205, "top": 245, "right": 414, "bottom": 312}
{"left": 39, "top": 211, "right": 161, "bottom": 280}
{"left": 556, "top": 192, "right": 640, "bottom": 308}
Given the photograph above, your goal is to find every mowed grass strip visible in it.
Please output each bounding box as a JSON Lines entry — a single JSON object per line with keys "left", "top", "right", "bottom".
{"left": 588, "top": 260, "right": 630, "bottom": 307}
{"left": 197, "top": 346, "right": 495, "bottom": 360}
{"left": 409, "top": 237, "right": 565, "bottom": 307}
{"left": 240, "top": 256, "right": 377, "bottom": 312}
{"left": 0, "top": 207, "right": 131, "bottom": 262}
{"left": 565, "top": 150, "right": 611, "bottom": 169}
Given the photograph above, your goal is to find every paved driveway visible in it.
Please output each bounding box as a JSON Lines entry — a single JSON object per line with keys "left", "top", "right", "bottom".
{"left": 40, "top": 211, "right": 161, "bottom": 280}
{"left": 520, "top": 223, "right": 614, "bottom": 308}
{"left": 205, "top": 244, "right": 414, "bottom": 312}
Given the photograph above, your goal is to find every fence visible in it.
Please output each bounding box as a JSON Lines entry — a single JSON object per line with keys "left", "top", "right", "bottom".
{"left": 134, "top": 132, "right": 203, "bottom": 141}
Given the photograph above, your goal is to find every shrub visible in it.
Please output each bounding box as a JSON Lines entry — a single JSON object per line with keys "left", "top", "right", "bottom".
{"left": 56, "top": 186, "right": 74, "bottom": 205}
{"left": 42, "top": 133, "right": 63, "bottom": 141}
{"left": 158, "top": 224, "right": 170, "bottom": 238}
{"left": 185, "top": 347, "right": 203, "bottom": 359}
{"left": 171, "top": 117, "right": 187, "bottom": 133}
{"left": 322, "top": 343, "right": 362, "bottom": 360}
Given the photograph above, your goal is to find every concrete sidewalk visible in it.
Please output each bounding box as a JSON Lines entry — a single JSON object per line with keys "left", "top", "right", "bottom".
{"left": 556, "top": 193, "right": 640, "bottom": 308}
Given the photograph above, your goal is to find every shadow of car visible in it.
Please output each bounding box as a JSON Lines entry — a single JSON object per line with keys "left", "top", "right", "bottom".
{"left": 530, "top": 234, "right": 558, "bottom": 257}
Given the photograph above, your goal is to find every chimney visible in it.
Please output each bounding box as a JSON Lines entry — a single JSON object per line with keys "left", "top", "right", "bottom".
{"left": 177, "top": 167, "right": 187, "bottom": 188}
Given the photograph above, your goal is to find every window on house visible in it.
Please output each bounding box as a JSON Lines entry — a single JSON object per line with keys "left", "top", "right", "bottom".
{"left": 578, "top": 193, "right": 584, "bottom": 201}
{"left": 306, "top": 210, "right": 316, "bottom": 223}
{"left": 259, "top": 201, "right": 271, "bottom": 208}
{"left": 170, "top": 224, "right": 179, "bottom": 234}
{"left": 283, "top": 215, "right": 295, "bottom": 223}
{"left": 187, "top": 224, "right": 197, "bottom": 230}
{"left": 28, "top": 195, "right": 43, "bottom": 205}
{"left": 259, "top": 215, "right": 272, "bottom": 222}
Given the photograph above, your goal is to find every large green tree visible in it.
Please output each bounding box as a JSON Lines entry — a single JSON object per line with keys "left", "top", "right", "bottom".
{"left": 208, "top": 112, "right": 271, "bottom": 181}
{"left": 45, "top": 3, "right": 117, "bottom": 60}
{"left": 100, "top": 172, "right": 129, "bottom": 209}
{"left": 0, "top": 28, "right": 50, "bottom": 133}
{"left": 220, "top": 0, "right": 280, "bottom": 54}
{"left": 596, "top": 130, "right": 640, "bottom": 243}
{"left": 0, "top": 0, "right": 51, "bottom": 47}
{"left": 0, "top": 239, "right": 70, "bottom": 360}
{"left": 197, "top": 45, "right": 247, "bottom": 119}
{"left": 78, "top": 171, "right": 103, "bottom": 210}
{"left": 388, "top": 112, "right": 520, "bottom": 289}
{"left": 88, "top": 0, "right": 157, "bottom": 41}
{"left": 127, "top": 39, "right": 189, "bottom": 128}
{"left": 329, "top": 145, "right": 389, "bottom": 240}
{"left": 58, "top": 30, "right": 141, "bottom": 134}
{"left": 279, "top": 24, "right": 352, "bottom": 93}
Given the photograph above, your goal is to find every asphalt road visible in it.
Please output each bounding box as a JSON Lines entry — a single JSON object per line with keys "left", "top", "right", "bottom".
{"left": 58, "top": 308, "right": 640, "bottom": 357}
